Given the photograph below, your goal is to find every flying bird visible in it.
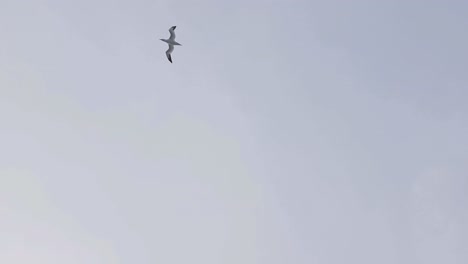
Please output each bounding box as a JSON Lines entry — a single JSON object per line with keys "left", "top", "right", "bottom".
{"left": 160, "top": 26, "right": 181, "bottom": 63}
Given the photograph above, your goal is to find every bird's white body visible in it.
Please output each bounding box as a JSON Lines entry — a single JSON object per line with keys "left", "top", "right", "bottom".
{"left": 161, "top": 39, "right": 181, "bottom": 46}
{"left": 160, "top": 26, "right": 181, "bottom": 63}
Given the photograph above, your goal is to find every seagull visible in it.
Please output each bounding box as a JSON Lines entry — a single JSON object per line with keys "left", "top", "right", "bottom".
{"left": 160, "top": 26, "right": 181, "bottom": 63}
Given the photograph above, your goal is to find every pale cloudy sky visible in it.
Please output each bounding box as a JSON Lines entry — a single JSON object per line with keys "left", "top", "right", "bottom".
{"left": 1, "top": 0, "right": 467, "bottom": 263}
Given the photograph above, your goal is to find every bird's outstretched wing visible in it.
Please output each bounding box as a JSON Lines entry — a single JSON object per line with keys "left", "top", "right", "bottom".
{"left": 166, "top": 45, "right": 174, "bottom": 63}
{"left": 168, "top": 26, "right": 176, "bottom": 41}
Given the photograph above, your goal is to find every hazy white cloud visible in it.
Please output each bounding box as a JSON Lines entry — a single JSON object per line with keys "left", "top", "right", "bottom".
{"left": 1, "top": 0, "right": 467, "bottom": 263}
{"left": 410, "top": 166, "right": 468, "bottom": 263}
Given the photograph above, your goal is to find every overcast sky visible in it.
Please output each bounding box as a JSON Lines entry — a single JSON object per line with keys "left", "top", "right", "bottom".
{"left": 1, "top": 0, "right": 467, "bottom": 263}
